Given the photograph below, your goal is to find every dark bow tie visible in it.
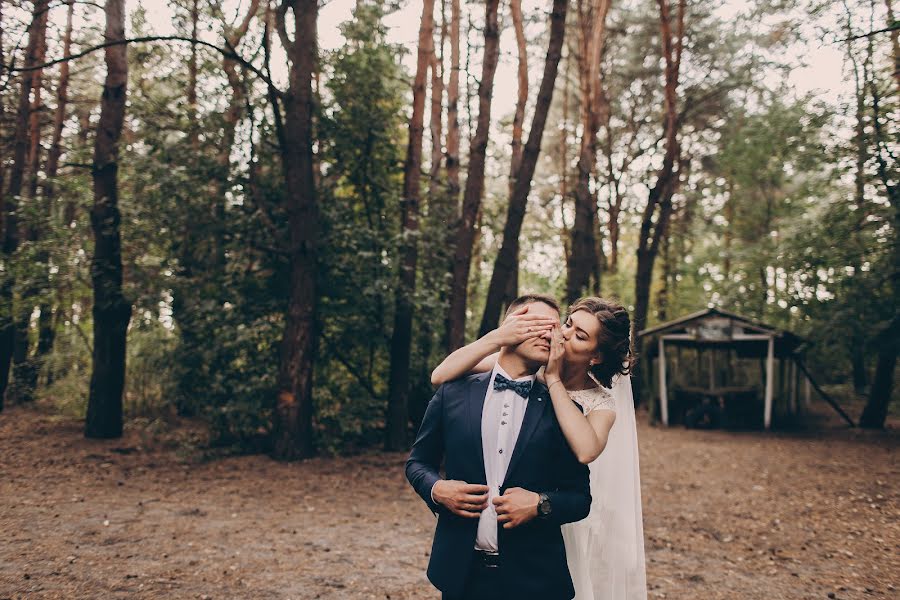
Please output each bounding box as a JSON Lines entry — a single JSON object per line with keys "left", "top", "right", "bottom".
{"left": 493, "top": 373, "right": 533, "bottom": 398}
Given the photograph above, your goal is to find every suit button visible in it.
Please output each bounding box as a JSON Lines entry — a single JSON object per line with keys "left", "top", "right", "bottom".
{"left": 499, "top": 449, "right": 503, "bottom": 454}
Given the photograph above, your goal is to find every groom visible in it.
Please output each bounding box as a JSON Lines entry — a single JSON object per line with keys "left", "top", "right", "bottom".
{"left": 406, "top": 294, "right": 591, "bottom": 600}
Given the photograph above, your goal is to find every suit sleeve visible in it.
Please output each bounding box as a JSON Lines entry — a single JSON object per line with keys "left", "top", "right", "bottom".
{"left": 405, "top": 384, "right": 446, "bottom": 515}
{"left": 544, "top": 433, "right": 592, "bottom": 526}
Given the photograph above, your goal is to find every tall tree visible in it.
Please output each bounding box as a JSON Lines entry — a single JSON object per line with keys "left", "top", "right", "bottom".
{"left": 385, "top": 0, "right": 434, "bottom": 451}
{"left": 21, "top": 0, "right": 75, "bottom": 398}
{"left": 9, "top": 0, "right": 50, "bottom": 403}
{"left": 428, "top": 2, "right": 444, "bottom": 195}
{"left": 445, "top": 0, "right": 500, "bottom": 351}
{"left": 85, "top": 0, "right": 131, "bottom": 438}
{"left": 270, "top": 0, "right": 320, "bottom": 459}
{"left": 0, "top": 0, "right": 50, "bottom": 407}
{"left": 478, "top": 0, "right": 569, "bottom": 336}
{"left": 632, "top": 0, "right": 685, "bottom": 401}
{"left": 186, "top": 0, "right": 200, "bottom": 150}
{"left": 566, "top": 0, "right": 611, "bottom": 304}
{"left": 500, "top": 0, "right": 529, "bottom": 306}
{"left": 859, "top": 3, "right": 899, "bottom": 427}
{"left": 446, "top": 0, "right": 461, "bottom": 200}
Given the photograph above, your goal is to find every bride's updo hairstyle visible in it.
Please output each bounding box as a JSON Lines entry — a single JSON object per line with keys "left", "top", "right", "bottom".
{"left": 568, "top": 296, "right": 636, "bottom": 388}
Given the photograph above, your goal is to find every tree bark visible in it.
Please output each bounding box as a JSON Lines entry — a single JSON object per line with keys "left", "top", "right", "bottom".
{"left": 560, "top": 51, "right": 572, "bottom": 265}
{"left": 566, "top": 0, "right": 611, "bottom": 305}
{"left": 496, "top": 0, "right": 529, "bottom": 310}
{"left": 445, "top": 0, "right": 461, "bottom": 201}
{"left": 44, "top": 0, "right": 75, "bottom": 206}
{"left": 632, "top": 0, "right": 685, "bottom": 403}
{"left": 0, "top": 2, "right": 6, "bottom": 411}
{"left": 85, "top": 0, "right": 131, "bottom": 439}
{"left": 428, "top": 8, "right": 444, "bottom": 197}
{"left": 886, "top": 0, "right": 900, "bottom": 96}
{"left": 386, "top": 0, "right": 434, "bottom": 451}
{"left": 858, "top": 8, "right": 900, "bottom": 427}
{"left": 445, "top": 0, "right": 500, "bottom": 352}
{"left": 24, "top": 0, "right": 71, "bottom": 398}
{"left": 270, "top": 0, "right": 320, "bottom": 459}
{"left": 187, "top": 0, "right": 199, "bottom": 150}
{"left": 477, "top": 0, "right": 569, "bottom": 336}
{"left": 508, "top": 0, "right": 528, "bottom": 196}
{"left": 9, "top": 0, "right": 50, "bottom": 404}
{"left": 0, "top": 0, "right": 49, "bottom": 408}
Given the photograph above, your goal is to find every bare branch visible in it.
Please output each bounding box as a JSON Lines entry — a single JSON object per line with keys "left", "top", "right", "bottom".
{"left": 3, "top": 34, "right": 283, "bottom": 95}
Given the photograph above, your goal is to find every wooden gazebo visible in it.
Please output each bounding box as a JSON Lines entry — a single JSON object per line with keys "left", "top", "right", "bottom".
{"left": 638, "top": 308, "right": 854, "bottom": 429}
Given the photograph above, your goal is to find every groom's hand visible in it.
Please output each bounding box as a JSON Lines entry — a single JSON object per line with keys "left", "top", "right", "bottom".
{"left": 494, "top": 487, "right": 540, "bottom": 529}
{"left": 432, "top": 480, "right": 490, "bottom": 518}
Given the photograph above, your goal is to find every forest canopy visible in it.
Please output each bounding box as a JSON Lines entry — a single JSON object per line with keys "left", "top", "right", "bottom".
{"left": 0, "top": 0, "right": 896, "bottom": 457}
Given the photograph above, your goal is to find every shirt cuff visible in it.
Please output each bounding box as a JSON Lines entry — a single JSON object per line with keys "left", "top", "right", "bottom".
{"left": 430, "top": 480, "right": 440, "bottom": 505}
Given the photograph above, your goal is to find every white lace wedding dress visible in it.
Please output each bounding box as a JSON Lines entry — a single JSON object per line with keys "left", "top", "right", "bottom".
{"left": 561, "top": 376, "right": 648, "bottom": 600}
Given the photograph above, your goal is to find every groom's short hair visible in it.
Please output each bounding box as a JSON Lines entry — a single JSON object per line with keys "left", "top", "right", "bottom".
{"left": 506, "top": 293, "right": 560, "bottom": 317}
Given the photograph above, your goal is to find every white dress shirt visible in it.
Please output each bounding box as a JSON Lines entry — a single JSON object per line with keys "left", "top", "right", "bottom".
{"left": 475, "top": 364, "right": 534, "bottom": 552}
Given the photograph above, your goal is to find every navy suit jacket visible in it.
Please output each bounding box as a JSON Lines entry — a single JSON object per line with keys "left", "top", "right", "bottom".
{"left": 405, "top": 372, "right": 592, "bottom": 599}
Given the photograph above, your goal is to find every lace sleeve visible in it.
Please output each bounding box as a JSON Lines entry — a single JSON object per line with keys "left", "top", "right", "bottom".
{"left": 580, "top": 386, "right": 616, "bottom": 415}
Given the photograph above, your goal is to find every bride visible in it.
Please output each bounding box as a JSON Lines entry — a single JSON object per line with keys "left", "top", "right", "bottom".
{"left": 431, "top": 296, "right": 647, "bottom": 599}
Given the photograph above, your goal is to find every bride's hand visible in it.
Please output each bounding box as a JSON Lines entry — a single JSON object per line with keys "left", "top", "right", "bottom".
{"left": 486, "top": 305, "right": 557, "bottom": 347}
{"left": 544, "top": 326, "right": 565, "bottom": 384}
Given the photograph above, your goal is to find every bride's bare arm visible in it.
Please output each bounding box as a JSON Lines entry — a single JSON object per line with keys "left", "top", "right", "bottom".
{"left": 430, "top": 305, "right": 557, "bottom": 386}
{"left": 545, "top": 328, "right": 616, "bottom": 464}
{"left": 430, "top": 341, "right": 500, "bottom": 386}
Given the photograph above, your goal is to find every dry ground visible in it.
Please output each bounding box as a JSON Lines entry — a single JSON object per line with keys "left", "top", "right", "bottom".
{"left": 1, "top": 404, "right": 897, "bottom": 600}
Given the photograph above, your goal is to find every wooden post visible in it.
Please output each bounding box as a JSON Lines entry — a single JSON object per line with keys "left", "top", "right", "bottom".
{"left": 708, "top": 348, "right": 715, "bottom": 390}
{"left": 659, "top": 337, "right": 669, "bottom": 425}
{"left": 764, "top": 335, "right": 774, "bottom": 429}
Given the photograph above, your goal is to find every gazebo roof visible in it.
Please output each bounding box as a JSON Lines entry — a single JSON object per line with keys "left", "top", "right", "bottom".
{"left": 637, "top": 307, "right": 807, "bottom": 356}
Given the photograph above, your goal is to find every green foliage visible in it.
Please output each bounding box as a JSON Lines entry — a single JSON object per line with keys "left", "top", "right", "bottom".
{"left": 315, "top": 0, "right": 411, "bottom": 449}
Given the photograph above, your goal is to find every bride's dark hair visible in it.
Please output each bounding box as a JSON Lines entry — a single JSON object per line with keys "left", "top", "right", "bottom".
{"left": 567, "top": 296, "right": 637, "bottom": 388}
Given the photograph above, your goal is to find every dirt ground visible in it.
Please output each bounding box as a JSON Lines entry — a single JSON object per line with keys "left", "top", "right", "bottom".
{"left": 1, "top": 403, "right": 897, "bottom": 600}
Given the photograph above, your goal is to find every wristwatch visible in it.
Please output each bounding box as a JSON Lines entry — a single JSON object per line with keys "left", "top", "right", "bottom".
{"left": 537, "top": 492, "right": 552, "bottom": 519}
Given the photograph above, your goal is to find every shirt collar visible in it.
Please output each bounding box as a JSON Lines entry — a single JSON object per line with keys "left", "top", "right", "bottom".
{"left": 493, "top": 362, "right": 536, "bottom": 384}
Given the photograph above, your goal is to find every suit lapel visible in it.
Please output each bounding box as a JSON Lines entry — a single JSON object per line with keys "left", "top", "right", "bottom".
{"left": 467, "top": 372, "right": 491, "bottom": 485}
{"left": 502, "top": 383, "right": 548, "bottom": 487}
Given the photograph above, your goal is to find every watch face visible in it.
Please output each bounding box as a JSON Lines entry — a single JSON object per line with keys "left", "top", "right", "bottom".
{"left": 539, "top": 496, "right": 551, "bottom": 515}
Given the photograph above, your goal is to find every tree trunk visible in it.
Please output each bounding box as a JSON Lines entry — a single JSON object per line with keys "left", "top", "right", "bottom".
{"left": 567, "top": 0, "right": 611, "bottom": 305}
{"left": 386, "top": 0, "right": 434, "bottom": 452}
{"left": 445, "top": 0, "right": 500, "bottom": 352}
{"left": 477, "top": 0, "right": 569, "bottom": 336}
{"left": 21, "top": 0, "right": 67, "bottom": 399}
{"left": 657, "top": 231, "right": 670, "bottom": 322}
{"left": 187, "top": 0, "right": 199, "bottom": 150}
{"left": 446, "top": 0, "right": 461, "bottom": 201}
{"left": 632, "top": 0, "right": 685, "bottom": 403}
{"left": 428, "top": 9, "right": 444, "bottom": 196}
{"left": 858, "top": 8, "right": 900, "bottom": 426}
{"left": 860, "top": 316, "right": 898, "bottom": 428}
{"left": 0, "top": 2, "right": 5, "bottom": 412}
{"left": 494, "top": 0, "right": 529, "bottom": 312}
{"left": 85, "top": 0, "right": 131, "bottom": 439}
{"left": 9, "top": 0, "right": 49, "bottom": 404}
{"left": 886, "top": 0, "right": 900, "bottom": 96}
{"left": 508, "top": 0, "right": 528, "bottom": 196}
{"left": 560, "top": 51, "right": 572, "bottom": 264}
{"left": 271, "top": 0, "right": 320, "bottom": 460}
{"left": 44, "top": 0, "right": 74, "bottom": 207}
{"left": 0, "top": 0, "right": 49, "bottom": 408}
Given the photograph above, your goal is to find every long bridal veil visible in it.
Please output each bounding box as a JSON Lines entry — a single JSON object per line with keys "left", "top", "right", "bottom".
{"left": 563, "top": 373, "right": 647, "bottom": 600}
